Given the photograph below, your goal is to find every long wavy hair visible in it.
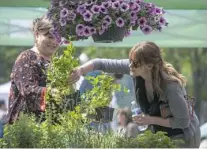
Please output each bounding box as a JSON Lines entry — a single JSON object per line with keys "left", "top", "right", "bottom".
{"left": 129, "top": 41, "right": 187, "bottom": 95}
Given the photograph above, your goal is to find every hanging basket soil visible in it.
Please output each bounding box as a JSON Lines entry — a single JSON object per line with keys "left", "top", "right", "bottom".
{"left": 95, "top": 106, "right": 114, "bottom": 122}
{"left": 92, "top": 25, "right": 127, "bottom": 43}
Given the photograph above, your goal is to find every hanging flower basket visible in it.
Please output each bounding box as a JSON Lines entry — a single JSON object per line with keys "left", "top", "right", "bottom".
{"left": 92, "top": 24, "right": 127, "bottom": 43}
{"left": 47, "top": 0, "right": 168, "bottom": 43}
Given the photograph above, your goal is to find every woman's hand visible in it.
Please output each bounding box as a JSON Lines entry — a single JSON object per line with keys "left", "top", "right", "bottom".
{"left": 68, "top": 68, "right": 82, "bottom": 85}
{"left": 132, "top": 115, "right": 154, "bottom": 126}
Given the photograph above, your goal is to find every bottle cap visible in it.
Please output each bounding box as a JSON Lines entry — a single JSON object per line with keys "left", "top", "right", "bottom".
{"left": 131, "top": 101, "right": 136, "bottom": 104}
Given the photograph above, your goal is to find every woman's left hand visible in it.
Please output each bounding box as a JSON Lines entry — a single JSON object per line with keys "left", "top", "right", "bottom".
{"left": 132, "top": 115, "right": 154, "bottom": 126}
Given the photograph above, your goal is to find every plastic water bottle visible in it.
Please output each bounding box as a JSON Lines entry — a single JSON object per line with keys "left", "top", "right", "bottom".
{"left": 131, "top": 101, "right": 148, "bottom": 131}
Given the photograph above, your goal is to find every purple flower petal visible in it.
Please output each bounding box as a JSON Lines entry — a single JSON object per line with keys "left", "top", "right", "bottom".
{"left": 102, "top": 21, "right": 109, "bottom": 29}
{"left": 102, "top": 1, "right": 111, "bottom": 8}
{"left": 76, "top": 24, "right": 85, "bottom": 34}
{"left": 60, "top": 8, "right": 69, "bottom": 18}
{"left": 100, "top": 6, "right": 108, "bottom": 14}
{"left": 116, "top": 17, "right": 125, "bottom": 27}
{"left": 90, "top": 27, "right": 96, "bottom": 34}
{"left": 77, "top": 4, "right": 86, "bottom": 14}
{"left": 137, "top": 17, "right": 147, "bottom": 26}
{"left": 130, "top": 11, "right": 137, "bottom": 19}
{"left": 159, "top": 17, "right": 167, "bottom": 26}
{"left": 145, "top": 2, "right": 155, "bottom": 9}
{"left": 77, "top": 31, "right": 84, "bottom": 36}
{"left": 120, "top": 2, "right": 129, "bottom": 12}
{"left": 130, "top": 20, "right": 136, "bottom": 26}
{"left": 141, "top": 25, "right": 152, "bottom": 34}
{"left": 112, "top": 1, "right": 120, "bottom": 9}
{"left": 154, "top": 7, "right": 162, "bottom": 14}
{"left": 130, "top": 3, "right": 141, "bottom": 12}
{"left": 91, "top": 5, "right": 100, "bottom": 14}
{"left": 83, "top": 26, "right": 92, "bottom": 36}
{"left": 59, "top": 18, "right": 67, "bottom": 26}
{"left": 83, "top": 11, "right": 93, "bottom": 22}
{"left": 104, "top": 15, "right": 112, "bottom": 24}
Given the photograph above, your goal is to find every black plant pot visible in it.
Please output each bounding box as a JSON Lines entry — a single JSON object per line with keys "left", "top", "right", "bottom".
{"left": 92, "top": 25, "right": 126, "bottom": 43}
{"left": 95, "top": 106, "right": 114, "bottom": 122}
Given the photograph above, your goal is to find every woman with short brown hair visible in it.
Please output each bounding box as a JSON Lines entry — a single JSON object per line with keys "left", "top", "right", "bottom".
{"left": 7, "top": 16, "right": 59, "bottom": 124}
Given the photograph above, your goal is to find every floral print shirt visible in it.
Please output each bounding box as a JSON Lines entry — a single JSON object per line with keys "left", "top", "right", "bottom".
{"left": 7, "top": 49, "right": 48, "bottom": 123}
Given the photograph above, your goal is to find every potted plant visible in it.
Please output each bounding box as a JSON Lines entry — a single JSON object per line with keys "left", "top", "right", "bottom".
{"left": 47, "top": 0, "right": 168, "bottom": 43}
{"left": 82, "top": 74, "right": 127, "bottom": 122}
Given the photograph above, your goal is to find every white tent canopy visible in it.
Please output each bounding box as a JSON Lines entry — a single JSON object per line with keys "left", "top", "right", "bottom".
{"left": 0, "top": 7, "right": 206, "bottom": 48}
{"left": 0, "top": 81, "right": 10, "bottom": 107}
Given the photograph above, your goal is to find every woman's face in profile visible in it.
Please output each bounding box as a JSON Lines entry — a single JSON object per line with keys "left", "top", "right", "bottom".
{"left": 129, "top": 51, "right": 153, "bottom": 77}
{"left": 36, "top": 32, "right": 59, "bottom": 56}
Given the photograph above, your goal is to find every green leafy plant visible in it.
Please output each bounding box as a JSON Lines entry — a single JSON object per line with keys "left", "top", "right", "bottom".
{"left": 80, "top": 74, "right": 129, "bottom": 116}
{"left": 46, "top": 43, "right": 79, "bottom": 104}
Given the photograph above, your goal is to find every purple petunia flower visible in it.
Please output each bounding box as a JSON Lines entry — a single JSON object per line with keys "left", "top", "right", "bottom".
{"left": 111, "top": 0, "right": 116, "bottom": 2}
{"left": 98, "top": 28, "right": 105, "bottom": 35}
{"left": 116, "top": 17, "right": 125, "bottom": 27}
{"left": 91, "top": 5, "right": 100, "bottom": 14}
{"left": 67, "top": 11, "right": 76, "bottom": 20}
{"left": 83, "top": 11, "right": 93, "bottom": 22}
{"left": 112, "top": 1, "right": 120, "bottom": 9}
{"left": 102, "top": 1, "right": 111, "bottom": 8}
{"left": 141, "top": 25, "right": 152, "bottom": 34}
{"left": 76, "top": 24, "right": 85, "bottom": 34}
{"left": 77, "top": 31, "right": 84, "bottom": 36}
{"left": 102, "top": 21, "right": 110, "bottom": 29}
{"left": 120, "top": 2, "right": 129, "bottom": 12}
{"left": 60, "top": 8, "right": 69, "bottom": 18}
{"left": 104, "top": 15, "right": 112, "bottom": 24}
{"left": 90, "top": 27, "right": 96, "bottom": 34}
{"left": 130, "top": 11, "right": 137, "bottom": 19}
{"left": 145, "top": 2, "right": 155, "bottom": 9}
{"left": 83, "top": 26, "right": 92, "bottom": 36}
{"left": 154, "top": 7, "right": 162, "bottom": 14}
{"left": 137, "top": 17, "right": 147, "bottom": 26}
{"left": 130, "top": 3, "right": 141, "bottom": 12}
{"left": 131, "top": 16, "right": 138, "bottom": 24}
{"left": 59, "top": 18, "right": 67, "bottom": 26}
{"left": 159, "top": 17, "right": 166, "bottom": 26}
{"left": 100, "top": 6, "right": 108, "bottom": 14}
{"left": 77, "top": 4, "right": 86, "bottom": 14}
{"left": 130, "top": 20, "right": 136, "bottom": 26}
